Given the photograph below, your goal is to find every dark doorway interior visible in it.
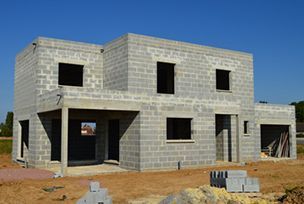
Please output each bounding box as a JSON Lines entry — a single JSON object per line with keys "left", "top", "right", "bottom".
{"left": 215, "top": 115, "right": 232, "bottom": 162}
{"left": 20, "top": 120, "right": 29, "bottom": 158}
{"left": 51, "top": 119, "right": 96, "bottom": 162}
{"left": 108, "top": 119, "right": 120, "bottom": 161}
{"left": 260, "top": 125, "right": 290, "bottom": 157}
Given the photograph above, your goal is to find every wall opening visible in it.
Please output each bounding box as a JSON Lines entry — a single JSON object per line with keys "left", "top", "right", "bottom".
{"left": 167, "top": 118, "right": 192, "bottom": 140}
{"left": 58, "top": 63, "right": 83, "bottom": 86}
{"left": 20, "top": 120, "right": 29, "bottom": 158}
{"left": 157, "top": 62, "right": 175, "bottom": 94}
{"left": 216, "top": 69, "right": 230, "bottom": 90}
{"left": 215, "top": 115, "right": 232, "bottom": 161}
{"left": 260, "top": 125, "right": 290, "bottom": 158}
{"left": 108, "top": 119, "right": 120, "bottom": 161}
{"left": 244, "top": 121, "right": 249, "bottom": 134}
{"left": 51, "top": 119, "right": 96, "bottom": 163}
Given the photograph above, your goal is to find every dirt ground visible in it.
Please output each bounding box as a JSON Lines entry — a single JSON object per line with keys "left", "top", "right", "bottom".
{"left": 1, "top": 154, "right": 304, "bottom": 203}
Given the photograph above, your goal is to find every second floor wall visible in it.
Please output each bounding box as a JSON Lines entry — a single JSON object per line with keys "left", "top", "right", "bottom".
{"left": 15, "top": 34, "right": 254, "bottom": 111}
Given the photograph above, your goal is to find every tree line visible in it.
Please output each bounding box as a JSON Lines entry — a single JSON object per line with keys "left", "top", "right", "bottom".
{"left": 290, "top": 101, "right": 304, "bottom": 122}
{"left": 0, "top": 112, "right": 13, "bottom": 136}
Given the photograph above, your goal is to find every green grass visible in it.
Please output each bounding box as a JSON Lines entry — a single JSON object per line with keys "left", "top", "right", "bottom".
{"left": 297, "top": 144, "right": 304, "bottom": 156}
{"left": 0, "top": 140, "right": 12, "bottom": 154}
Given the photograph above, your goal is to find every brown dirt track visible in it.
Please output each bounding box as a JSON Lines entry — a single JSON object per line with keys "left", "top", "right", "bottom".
{"left": 1, "top": 154, "right": 304, "bottom": 203}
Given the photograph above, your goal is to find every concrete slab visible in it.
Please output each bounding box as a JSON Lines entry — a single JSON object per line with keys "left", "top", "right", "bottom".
{"left": 47, "top": 164, "right": 129, "bottom": 176}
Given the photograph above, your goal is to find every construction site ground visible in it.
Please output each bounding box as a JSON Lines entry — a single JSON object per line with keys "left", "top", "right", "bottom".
{"left": 0, "top": 146, "right": 304, "bottom": 203}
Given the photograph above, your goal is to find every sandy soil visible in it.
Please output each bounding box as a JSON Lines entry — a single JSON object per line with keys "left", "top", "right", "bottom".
{"left": 0, "top": 154, "right": 304, "bottom": 203}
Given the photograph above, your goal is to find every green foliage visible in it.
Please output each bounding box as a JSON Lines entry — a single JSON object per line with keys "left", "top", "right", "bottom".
{"left": 290, "top": 101, "right": 304, "bottom": 122}
{"left": 0, "top": 112, "right": 13, "bottom": 136}
{"left": 0, "top": 140, "right": 12, "bottom": 154}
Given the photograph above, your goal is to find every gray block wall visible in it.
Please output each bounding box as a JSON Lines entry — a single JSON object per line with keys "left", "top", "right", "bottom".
{"left": 13, "top": 33, "right": 296, "bottom": 171}
{"left": 255, "top": 103, "right": 296, "bottom": 159}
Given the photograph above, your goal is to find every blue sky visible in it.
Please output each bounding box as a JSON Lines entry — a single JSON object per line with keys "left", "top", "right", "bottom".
{"left": 0, "top": 0, "right": 303, "bottom": 122}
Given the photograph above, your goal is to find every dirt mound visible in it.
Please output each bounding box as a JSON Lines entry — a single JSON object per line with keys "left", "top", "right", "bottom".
{"left": 161, "top": 185, "right": 267, "bottom": 204}
{"left": 280, "top": 186, "right": 304, "bottom": 204}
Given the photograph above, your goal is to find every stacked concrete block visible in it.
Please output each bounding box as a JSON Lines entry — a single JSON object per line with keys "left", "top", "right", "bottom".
{"left": 77, "top": 181, "right": 112, "bottom": 204}
{"left": 210, "top": 170, "right": 259, "bottom": 193}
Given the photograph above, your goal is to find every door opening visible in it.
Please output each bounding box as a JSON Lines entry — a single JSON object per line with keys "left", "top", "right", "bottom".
{"left": 108, "top": 119, "right": 120, "bottom": 161}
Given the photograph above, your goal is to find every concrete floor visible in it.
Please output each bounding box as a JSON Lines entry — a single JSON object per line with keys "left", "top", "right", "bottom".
{"left": 47, "top": 164, "right": 129, "bottom": 176}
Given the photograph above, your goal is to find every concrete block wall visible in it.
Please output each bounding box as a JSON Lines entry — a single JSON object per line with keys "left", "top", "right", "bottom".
{"left": 255, "top": 103, "right": 297, "bottom": 159}
{"left": 103, "top": 35, "right": 128, "bottom": 90}
{"left": 126, "top": 34, "right": 256, "bottom": 162}
{"left": 13, "top": 43, "right": 38, "bottom": 161}
{"left": 13, "top": 33, "right": 295, "bottom": 171}
{"left": 36, "top": 37, "right": 103, "bottom": 95}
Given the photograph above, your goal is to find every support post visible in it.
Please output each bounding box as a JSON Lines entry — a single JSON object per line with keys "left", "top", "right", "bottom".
{"left": 61, "top": 107, "right": 68, "bottom": 176}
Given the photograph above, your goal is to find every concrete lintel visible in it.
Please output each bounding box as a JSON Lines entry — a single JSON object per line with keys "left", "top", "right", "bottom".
{"left": 63, "top": 98, "right": 141, "bottom": 111}
{"left": 163, "top": 111, "right": 197, "bottom": 118}
{"left": 257, "top": 119, "right": 293, "bottom": 126}
{"left": 214, "top": 106, "right": 240, "bottom": 115}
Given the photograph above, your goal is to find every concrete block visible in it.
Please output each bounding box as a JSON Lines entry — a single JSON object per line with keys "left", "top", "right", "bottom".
{"left": 225, "top": 170, "right": 247, "bottom": 178}
{"left": 90, "top": 181, "right": 100, "bottom": 192}
{"left": 243, "top": 184, "right": 260, "bottom": 192}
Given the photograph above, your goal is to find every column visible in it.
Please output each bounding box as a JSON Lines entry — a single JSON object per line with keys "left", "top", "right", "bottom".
{"left": 61, "top": 107, "right": 68, "bottom": 176}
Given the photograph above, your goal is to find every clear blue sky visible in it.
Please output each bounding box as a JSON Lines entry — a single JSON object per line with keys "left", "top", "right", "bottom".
{"left": 0, "top": 0, "right": 303, "bottom": 122}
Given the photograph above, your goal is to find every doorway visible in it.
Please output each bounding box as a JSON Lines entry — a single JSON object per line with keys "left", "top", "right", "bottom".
{"left": 108, "top": 119, "right": 120, "bottom": 161}
{"left": 215, "top": 115, "right": 232, "bottom": 162}
{"left": 20, "top": 120, "right": 29, "bottom": 158}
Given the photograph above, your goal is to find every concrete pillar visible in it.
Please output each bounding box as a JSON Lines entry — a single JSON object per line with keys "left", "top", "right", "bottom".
{"left": 61, "top": 107, "right": 69, "bottom": 176}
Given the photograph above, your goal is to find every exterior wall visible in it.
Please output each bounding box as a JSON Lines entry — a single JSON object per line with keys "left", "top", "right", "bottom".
{"left": 126, "top": 33, "right": 255, "bottom": 169}
{"left": 13, "top": 43, "right": 38, "bottom": 161}
{"left": 13, "top": 33, "right": 296, "bottom": 171}
{"left": 36, "top": 37, "right": 103, "bottom": 95}
{"left": 255, "top": 103, "right": 297, "bottom": 159}
{"left": 103, "top": 35, "right": 128, "bottom": 90}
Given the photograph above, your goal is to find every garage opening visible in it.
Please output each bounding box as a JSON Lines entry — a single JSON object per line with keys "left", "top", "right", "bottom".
{"left": 260, "top": 125, "right": 290, "bottom": 158}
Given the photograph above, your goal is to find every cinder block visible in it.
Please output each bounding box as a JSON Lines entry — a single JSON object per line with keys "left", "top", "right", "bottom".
{"left": 243, "top": 184, "right": 260, "bottom": 192}
{"left": 89, "top": 181, "right": 100, "bottom": 192}
{"left": 225, "top": 170, "right": 247, "bottom": 178}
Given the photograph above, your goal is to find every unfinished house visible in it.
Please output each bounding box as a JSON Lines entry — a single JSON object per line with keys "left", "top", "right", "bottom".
{"left": 12, "top": 33, "right": 296, "bottom": 174}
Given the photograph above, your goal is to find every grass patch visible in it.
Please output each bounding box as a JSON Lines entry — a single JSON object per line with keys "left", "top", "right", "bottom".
{"left": 297, "top": 144, "right": 304, "bottom": 156}
{"left": 0, "top": 140, "right": 12, "bottom": 154}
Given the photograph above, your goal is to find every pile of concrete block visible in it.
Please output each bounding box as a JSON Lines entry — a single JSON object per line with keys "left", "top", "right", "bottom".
{"left": 77, "top": 181, "right": 112, "bottom": 204}
{"left": 210, "top": 170, "right": 260, "bottom": 193}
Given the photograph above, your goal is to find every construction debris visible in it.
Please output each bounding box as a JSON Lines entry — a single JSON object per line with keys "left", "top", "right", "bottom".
{"left": 77, "top": 181, "right": 112, "bottom": 204}
{"left": 160, "top": 185, "right": 267, "bottom": 204}
{"left": 42, "top": 186, "right": 64, "bottom": 192}
{"left": 210, "top": 170, "right": 260, "bottom": 193}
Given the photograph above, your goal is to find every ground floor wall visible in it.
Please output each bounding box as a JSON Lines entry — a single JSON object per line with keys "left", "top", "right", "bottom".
{"left": 13, "top": 103, "right": 295, "bottom": 171}
{"left": 255, "top": 103, "right": 297, "bottom": 159}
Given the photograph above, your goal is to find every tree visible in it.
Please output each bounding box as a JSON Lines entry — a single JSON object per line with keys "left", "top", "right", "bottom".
{"left": 290, "top": 101, "right": 304, "bottom": 122}
{"left": 0, "top": 112, "right": 13, "bottom": 136}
